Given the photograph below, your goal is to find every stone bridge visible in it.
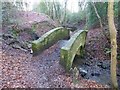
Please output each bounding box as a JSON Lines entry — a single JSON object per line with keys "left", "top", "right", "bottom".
{"left": 32, "top": 27, "right": 87, "bottom": 72}
{"left": 60, "top": 30, "right": 87, "bottom": 71}
{"left": 32, "top": 27, "right": 70, "bottom": 55}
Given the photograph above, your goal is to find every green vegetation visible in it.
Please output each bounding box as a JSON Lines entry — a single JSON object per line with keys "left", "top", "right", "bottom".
{"left": 33, "top": 1, "right": 86, "bottom": 24}
{"left": 32, "top": 27, "right": 70, "bottom": 55}
{"left": 66, "top": 11, "right": 86, "bottom": 24}
{"left": 86, "top": 2, "right": 118, "bottom": 29}
{"left": 1, "top": 1, "right": 120, "bottom": 88}
{"left": 60, "top": 30, "right": 87, "bottom": 72}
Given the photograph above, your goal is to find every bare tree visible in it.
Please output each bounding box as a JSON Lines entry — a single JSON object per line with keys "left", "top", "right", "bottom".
{"left": 61, "top": 0, "right": 68, "bottom": 24}
{"left": 91, "top": 2, "right": 103, "bottom": 29}
{"left": 108, "top": 0, "right": 118, "bottom": 89}
{"left": 53, "top": 0, "right": 57, "bottom": 19}
{"left": 117, "top": 1, "right": 120, "bottom": 53}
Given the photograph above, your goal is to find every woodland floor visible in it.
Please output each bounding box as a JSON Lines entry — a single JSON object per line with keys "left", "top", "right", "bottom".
{"left": 2, "top": 28, "right": 120, "bottom": 89}
{"left": 1, "top": 11, "right": 120, "bottom": 89}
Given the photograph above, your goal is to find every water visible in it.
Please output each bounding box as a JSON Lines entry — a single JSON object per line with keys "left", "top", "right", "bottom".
{"left": 73, "top": 56, "right": 112, "bottom": 86}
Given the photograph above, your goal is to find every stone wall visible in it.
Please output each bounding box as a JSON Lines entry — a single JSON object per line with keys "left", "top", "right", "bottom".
{"left": 32, "top": 27, "right": 70, "bottom": 55}
{"left": 60, "top": 30, "right": 87, "bottom": 72}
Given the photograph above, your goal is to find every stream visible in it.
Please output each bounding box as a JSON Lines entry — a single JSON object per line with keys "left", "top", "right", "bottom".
{"left": 73, "top": 55, "right": 120, "bottom": 87}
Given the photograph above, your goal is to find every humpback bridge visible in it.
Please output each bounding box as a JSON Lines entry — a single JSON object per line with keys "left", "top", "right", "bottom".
{"left": 60, "top": 30, "right": 87, "bottom": 71}
{"left": 32, "top": 27, "right": 87, "bottom": 72}
{"left": 32, "top": 27, "right": 70, "bottom": 55}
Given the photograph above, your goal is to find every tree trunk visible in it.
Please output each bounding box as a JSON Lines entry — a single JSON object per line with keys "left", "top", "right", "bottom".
{"left": 117, "top": 1, "right": 120, "bottom": 54}
{"left": 91, "top": 2, "right": 103, "bottom": 29}
{"left": 91, "top": 2, "right": 110, "bottom": 44}
{"left": 53, "top": 0, "right": 57, "bottom": 20}
{"left": 61, "top": 0, "right": 68, "bottom": 24}
{"left": 108, "top": 0, "right": 118, "bottom": 89}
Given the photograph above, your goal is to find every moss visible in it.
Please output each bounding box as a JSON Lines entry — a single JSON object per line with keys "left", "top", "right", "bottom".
{"left": 31, "top": 24, "right": 36, "bottom": 32}
{"left": 60, "top": 30, "right": 87, "bottom": 72}
{"left": 77, "top": 46, "right": 85, "bottom": 58}
{"left": 32, "top": 27, "right": 70, "bottom": 56}
{"left": 60, "top": 49, "right": 69, "bottom": 68}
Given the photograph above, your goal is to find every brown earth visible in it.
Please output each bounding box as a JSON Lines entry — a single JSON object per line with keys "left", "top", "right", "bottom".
{"left": 1, "top": 34, "right": 108, "bottom": 89}
{"left": 85, "top": 28, "right": 110, "bottom": 60}
{"left": 1, "top": 11, "right": 116, "bottom": 89}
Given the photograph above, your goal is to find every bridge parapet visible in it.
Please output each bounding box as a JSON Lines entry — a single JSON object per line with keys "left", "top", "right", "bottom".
{"left": 60, "top": 30, "right": 87, "bottom": 72}
{"left": 32, "top": 27, "right": 70, "bottom": 55}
